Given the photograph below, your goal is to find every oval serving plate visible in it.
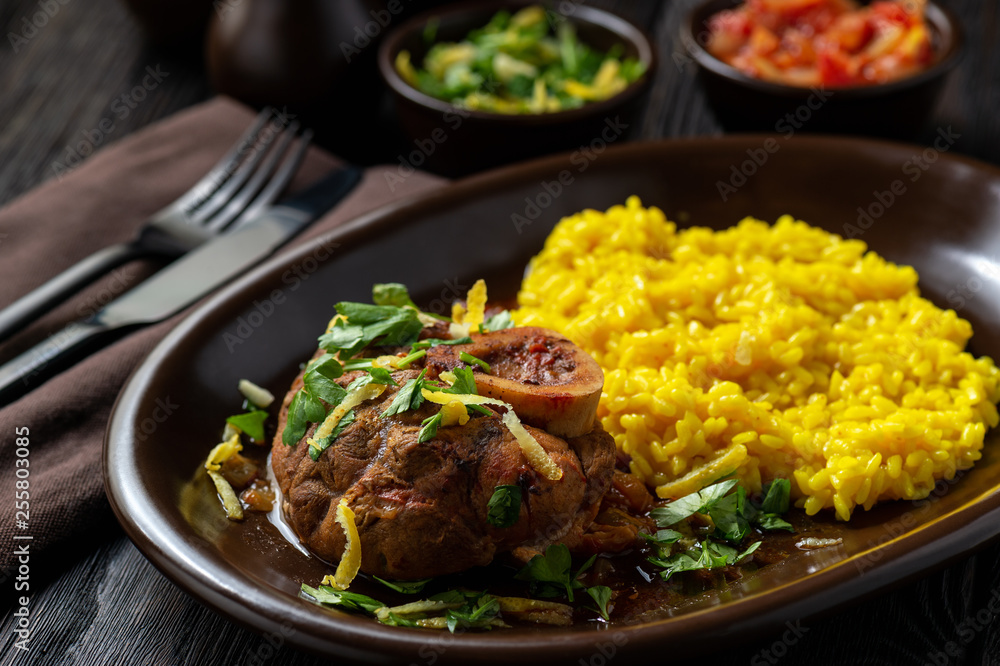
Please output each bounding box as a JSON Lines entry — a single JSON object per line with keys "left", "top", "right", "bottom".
{"left": 105, "top": 137, "right": 1000, "bottom": 664}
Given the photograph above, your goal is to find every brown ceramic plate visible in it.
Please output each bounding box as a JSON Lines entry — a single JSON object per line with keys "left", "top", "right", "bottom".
{"left": 105, "top": 136, "right": 1000, "bottom": 664}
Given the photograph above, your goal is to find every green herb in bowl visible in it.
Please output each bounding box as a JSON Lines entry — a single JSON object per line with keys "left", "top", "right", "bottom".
{"left": 394, "top": 5, "right": 647, "bottom": 115}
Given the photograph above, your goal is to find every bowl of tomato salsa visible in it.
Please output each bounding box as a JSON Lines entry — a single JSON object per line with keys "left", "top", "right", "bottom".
{"left": 682, "top": 0, "right": 962, "bottom": 138}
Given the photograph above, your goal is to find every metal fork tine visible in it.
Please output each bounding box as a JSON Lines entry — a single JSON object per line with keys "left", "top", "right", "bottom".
{"left": 203, "top": 121, "right": 301, "bottom": 232}
{"left": 170, "top": 107, "right": 275, "bottom": 214}
{"left": 189, "top": 112, "right": 288, "bottom": 224}
{"left": 228, "top": 129, "right": 315, "bottom": 231}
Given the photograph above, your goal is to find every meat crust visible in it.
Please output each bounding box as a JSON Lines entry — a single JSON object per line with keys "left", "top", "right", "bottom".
{"left": 271, "top": 330, "right": 616, "bottom": 580}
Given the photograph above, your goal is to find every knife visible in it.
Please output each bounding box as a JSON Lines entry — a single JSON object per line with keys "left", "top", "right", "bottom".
{"left": 0, "top": 165, "right": 363, "bottom": 406}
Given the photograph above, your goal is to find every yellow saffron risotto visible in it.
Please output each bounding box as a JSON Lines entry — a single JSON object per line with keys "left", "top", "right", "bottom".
{"left": 514, "top": 197, "right": 1000, "bottom": 520}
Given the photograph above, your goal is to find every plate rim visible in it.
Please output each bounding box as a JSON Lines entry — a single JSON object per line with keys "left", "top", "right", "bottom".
{"left": 104, "top": 134, "right": 1000, "bottom": 663}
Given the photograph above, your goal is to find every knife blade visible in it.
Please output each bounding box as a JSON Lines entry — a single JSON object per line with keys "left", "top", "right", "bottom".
{"left": 0, "top": 165, "right": 362, "bottom": 406}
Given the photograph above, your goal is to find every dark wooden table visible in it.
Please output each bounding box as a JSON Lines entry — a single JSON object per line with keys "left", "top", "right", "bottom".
{"left": 2, "top": 1, "right": 1000, "bottom": 664}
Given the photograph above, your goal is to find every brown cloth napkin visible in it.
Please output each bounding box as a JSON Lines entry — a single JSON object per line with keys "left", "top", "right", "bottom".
{"left": 0, "top": 97, "right": 446, "bottom": 580}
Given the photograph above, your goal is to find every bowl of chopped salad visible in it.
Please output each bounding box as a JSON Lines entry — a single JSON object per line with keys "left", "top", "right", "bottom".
{"left": 377, "top": 1, "right": 655, "bottom": 175}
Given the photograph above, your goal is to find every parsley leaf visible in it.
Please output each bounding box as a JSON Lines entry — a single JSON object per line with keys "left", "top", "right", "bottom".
{"left": 418, "top": 412, "right": 443, "bottom": 443}
{"left": 756, "top": 513, "right": 794, "bottom": 532}
{"left": 444, "top": 366, "right": 478, "bottom": 395}
{"left": 367, "top": 367, "right": 397, "bottom": 385}
{"left": 372, "top": 283, "right": 417, "bottom": 308}
{"left": 648, "top": 549, "right": 703, "bottom": 580}
{"left": 515, "top": 544, "right": 590, "bottom": 602}
{"left": 411, "top": 336, "right": 472, "bottom": 351}
{"left": 377, "top": 612, "right": 421, "bottom": 627}
{"left": 304, "top": 355, "right": 348, "bottom": 406}
{"left": 226, "top": 409, "right": 268, "bottom": 442}
{"left": 336, "top": 303, "right": 423, "bottom": 347}
{"left": 649, "top": 539, "right": 759, "bottom": 581}
{"left": 319, "top": 303, "right": 423, "bottom": 357}
{"left": 345, "top": 374, "right": 373, "bottom": 392}
{"left": 282, "top": 390, "right": 326, "bottom": 446}
{"left": 650, "top": 478, "right": 739, "bottom": 528}
{"left": 747, "top": 479, "right": 794, "bottom": 533}
{"left": 318, "top": 324, "right": 365, "bottom": 351}
{"left": 444, "top": 593, "right": 500, "bottom": 633}
{"left": 760, "top": 478, "right": 791, "bottom": 514}
{"left": 301, "top": 584, "right": 385, "bottom": 615}
{"left": 737, "top": 540, "right": 763, "bottom": 560}
{"left": 486, "top": 485, "right": 522, "bottom": 528}
{"left": 482, "top": 310, "right": 514, "bottom": 332}
{"left": 308, "top": 410, "right": 355, "bottom": 461}
{"left": 641, "top": 529, "right": 683, "bottom": 545}
{"left": 380, "top": 369, "right": 427, "bottom": 418}
{"left": 373, "top": 576, "right": 432, "bottom": 594}
{"left": 307, "top": 352, "right": 344, "bottom": 378}
{"left": 586, "top": 585, "right": 612, "bottom": 621}
{"left": 645, "top": 477, "right": 791, "bottom": 581}
{"left": 707, "top": 485, "right": 751, "bottom": 542}
{"left": 429, "top": 589, "right": 472, "bottom": 604}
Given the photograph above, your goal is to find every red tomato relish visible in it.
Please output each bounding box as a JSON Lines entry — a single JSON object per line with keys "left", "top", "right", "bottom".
{"left": 706, "top": 0, "right": 935, "bottom": 87}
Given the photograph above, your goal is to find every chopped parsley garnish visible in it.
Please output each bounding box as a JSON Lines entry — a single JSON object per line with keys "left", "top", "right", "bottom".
{"left": 225, "top": 409, "right": 268, "bottom": 442}
{"left": 372, "top": 282, "right": 417, "bottom": 308}
{"left": 411, "top": 336, "right": 472, "bottom": 351}
{"left": 481, "top": 309, "right": 514, "bottom": 332}
{"left": 318, "top": 324, "right": 366, "bottom": 352}
{"left": 396, "top": 349, "right": 426, "bottom": 369}
{"left": 300, "top": 584, "right": 386, "bottom": 614}
{"left": 486, "top": 485, "right": 522, "bottom": 528}
{"left": 586, "top": 585, "right": 612, "bottom": 621}
{"left": 760, "top": 479, "right": 792, "bottom": 515}
{"left": 367, "top": 367, "right": 398, "bottom": 385}
{"left": 381, "top": 369, "right": 427, "bottom": 418}
{"left": 440, "top": 592, "right": 501, "bottom": 632}
{"left": 645, "top": 477, "right": 793, "bottom": 581}
{"left": 303, "top": 354, "right": 348, "bottom": 406}
{"left": 418, "top": 412, "right": 443, "bottom": 443}
{"left": 648, "top": 540, "right": 761, "bottom": 581}
{"left": 641, "top": 529, "right": 683, "bottom": 546}
{"left": 301, "top": 548, "right": 612, "bottom": 628}
{"left": 515, "top": 544, "right": 594, "bottom": 603}
{"left": 320, "top": 302, "right": 423, "bottom": 357}
{"left": 446, "top": 366, "right": 478, "bottom": 395}
{"left": 649, "top": 478, "right": 739, "bottom": 528}
{"left": 282, "top": 282, "right": 505, "bottom": 452}
{"left": 343, "top": 358, "right": 374, "bottom": 371}
{"left": 344, "top": 374, "right": 373, "bottom": 392}
{"left": 757, "top": 513, "right": 794, "bottom": 532}
{"left": 282, "top": 390, "right": 326, "bottom": 446}
{"left": 308, "top": 410, "right": 355, "bottom": 461}
{"left": 460, "top": 351, "right": 490, "bottom": 373}
{"left": 373, "top": 576, "right": 432, "bottom": 595}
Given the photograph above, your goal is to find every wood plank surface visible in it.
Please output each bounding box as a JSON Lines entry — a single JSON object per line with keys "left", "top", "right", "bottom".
{"left": 1, "top": 0, "right": 999, "bottom": 664}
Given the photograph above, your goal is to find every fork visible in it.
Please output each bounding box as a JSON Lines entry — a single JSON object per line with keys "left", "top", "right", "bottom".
{"left": 0, "top": 107, "right": 312, "bottom": 344}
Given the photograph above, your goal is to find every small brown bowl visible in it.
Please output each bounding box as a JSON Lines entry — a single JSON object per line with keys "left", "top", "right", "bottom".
{"left": 377, "top": 0, "right": 656, "bottom": 176}
{"left": 682, "top": 0, "right": 964, "bottom": 139}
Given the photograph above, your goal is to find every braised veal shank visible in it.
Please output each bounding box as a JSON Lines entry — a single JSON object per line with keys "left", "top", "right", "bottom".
{"left": 271, "top": 328, "right": 621, "bottom": 579}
